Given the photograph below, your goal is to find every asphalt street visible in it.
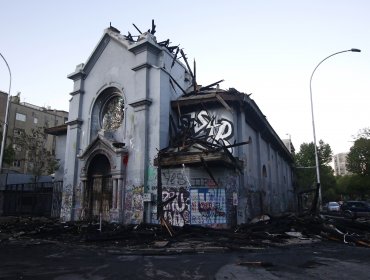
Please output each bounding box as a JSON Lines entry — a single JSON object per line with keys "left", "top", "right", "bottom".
{"left": 1, "top": 238, "right": 370, "bottom": 279}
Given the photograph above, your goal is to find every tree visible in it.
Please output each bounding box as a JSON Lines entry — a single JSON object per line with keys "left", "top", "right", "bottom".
{"left": 3, "top": 144, "right": 15, "bottom": 165}
{"left": 335, "top": 175, "right": 351, "bottom": 198}
{"left": 294, "top": 140, "right": 336, "bottom": 201}
{"left": 344, "top": 129, "right": 370, "bottom": 199}
{"left": 15, "top": 127, "right": 59, "bottom": 181}
{"left": 354, "top": 127, "right": 370, "bottom": 139}
{"left": 1, "top": 127, "right": 15, "bottom": 166}
{"left": 346, "top": 137, "right": 370, "bottom": 177}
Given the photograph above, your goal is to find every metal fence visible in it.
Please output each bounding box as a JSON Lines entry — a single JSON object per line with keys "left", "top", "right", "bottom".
{"left": 1, "top": 181, "right": 63, "bottom": 218}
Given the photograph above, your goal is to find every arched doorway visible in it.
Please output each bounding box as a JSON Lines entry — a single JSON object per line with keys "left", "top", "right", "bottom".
{"left": 85, "top": 154, "right": 112, "bottom": 221}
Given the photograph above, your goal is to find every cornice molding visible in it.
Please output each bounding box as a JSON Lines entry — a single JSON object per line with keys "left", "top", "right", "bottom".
{"left": 131, "top": 63, "right": 153, "bottom": 72}
{"left": 66, "top": 118, "right": 83, "bottom": 127}
{"left": 129, "top": 98, "right": 152, "bottom": 109}
{"left": 69, "top": 89, "right": 85, "bottom": 96}
{"left": 128, "top": 40, "right": 162, "bottom": 55}
{"left": 83, "top": 34, "right": 111, "bottom": 78}
{"left": 67, "top": 70, "right": 86, "bottom": 81}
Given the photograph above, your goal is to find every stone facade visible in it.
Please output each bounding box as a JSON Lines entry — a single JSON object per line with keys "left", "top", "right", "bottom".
{"left": 61, "top": 24, "right": 295, "bottom": 227}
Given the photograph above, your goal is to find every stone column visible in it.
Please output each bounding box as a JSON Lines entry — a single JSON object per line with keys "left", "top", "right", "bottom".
{"left": 112, "top": 178, "right": 117, "bottom": 209}
{"left": 110, "top": 175, "right": 124, "bottom": 222}
{"left": 80, "top": 178, "right": 87, "bottom": 219}
{"left": 129, "top": 35, "right": 161, "bottom": 224}
{"left": 61, "top": 64, "right": 85, "bottom": 222}
{"left": 117, "top": 177, "right": 123, "bottom": 212}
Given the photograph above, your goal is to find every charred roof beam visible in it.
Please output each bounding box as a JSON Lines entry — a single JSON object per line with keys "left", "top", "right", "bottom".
{"left": 200, "top": 157, "right": 219, "bottom": 187}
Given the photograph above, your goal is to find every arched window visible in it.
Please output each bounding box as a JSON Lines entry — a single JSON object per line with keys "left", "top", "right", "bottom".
{"left": 100, "top": 95, "right": 124, "bottom": 132}
{"left": 90, "top": 87, "right": 125, "bottom": 139}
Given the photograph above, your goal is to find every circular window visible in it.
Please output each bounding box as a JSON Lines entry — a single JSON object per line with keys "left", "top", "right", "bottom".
{"left": 101, "top": 95, "right": 124, "bottom": 131}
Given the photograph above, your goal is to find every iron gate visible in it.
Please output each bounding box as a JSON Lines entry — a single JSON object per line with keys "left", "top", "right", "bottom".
{"left": 1, "top": 181, "right": 63, "bottom": 217}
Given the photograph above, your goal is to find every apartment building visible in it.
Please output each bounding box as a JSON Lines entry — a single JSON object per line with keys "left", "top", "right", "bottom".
{"left": 1, "top": 92, "right": 68, "bottom": 174}
{"left": 333, "top": 152, "right": 350, "bottom": 176}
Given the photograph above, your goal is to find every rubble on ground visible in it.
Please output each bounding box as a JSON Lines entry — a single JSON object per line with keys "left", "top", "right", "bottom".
{"left": 0, "top": 213, "right": 370, "bottom": 250}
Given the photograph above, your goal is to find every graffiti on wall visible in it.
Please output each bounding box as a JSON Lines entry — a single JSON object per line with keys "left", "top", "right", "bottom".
{"left": 191, "top": 177, "right": 221, "bottom": 188}
{"left": 161, "top": 186, "right": 227, "bottom": 226}
{"left": 190, "top": 188, "right": 226, "bottom": 225}
{"left": 162, "top": 187, "right": 190, "bottom": 226}
{"left": 162, "top": 170, "right": 189, "bottom": 188}
{"left": 180, "top": 110, "right": 234, "bottom": 150}
{"left": 131, "top": 185, "right": 144, "bottom": 223}
{"left": 60, "top": 184, "right": 73, "bottom": 221}
{"left": 124, "top": 185, "right": 144, "bottom": 224}
{"left": 158, "top": 168, "right": 232, "bottom": 226}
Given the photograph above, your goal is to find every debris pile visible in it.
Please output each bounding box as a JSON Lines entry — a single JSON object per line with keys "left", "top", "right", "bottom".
{"left": 0, "top": 214, "right": 370, "bottom": 249}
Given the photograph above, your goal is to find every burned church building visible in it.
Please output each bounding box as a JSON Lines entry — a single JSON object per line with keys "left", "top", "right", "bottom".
{"left": 61, "top": 22, "right": 295, "bottom": 227}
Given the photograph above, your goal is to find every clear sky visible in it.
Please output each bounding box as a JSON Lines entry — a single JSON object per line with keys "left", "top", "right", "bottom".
{"left": 1, "top": 0, "right": 369, "bottom": 155}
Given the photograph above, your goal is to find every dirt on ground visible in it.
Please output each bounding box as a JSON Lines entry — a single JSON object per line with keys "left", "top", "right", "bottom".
{"left": 1, "top": 213, "right": 370, "bottom": 250}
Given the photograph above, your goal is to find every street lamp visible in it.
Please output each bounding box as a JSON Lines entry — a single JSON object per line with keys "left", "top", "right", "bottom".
{"left": 0, "top": 52, "right": 12, "bottom": 173}
{"left": 309, "top": 48, "right": 361, "bottom": 212}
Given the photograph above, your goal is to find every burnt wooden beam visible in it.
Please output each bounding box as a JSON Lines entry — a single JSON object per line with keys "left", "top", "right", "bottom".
{"left": 167, "top": 45, "right": 179, "bottom": 53}
{"left": 169, "top": 79, "right": 177, "bottom": 93}
{"left": 157, "top": 151, "right": 242, "bottom": 168}
{"left": 199, "top": 79, "right": 224, "bottom": 91}
{"left": 193, "top": 59, "right": 197, "bottom": 93}
{"left": 171, "top": 91, "right": 244, "bottom": 107}
{"left": 171, "top": 47, "right": 180, "bottom": 68}
{"left": 169, "top": 76, "right": 187, "bottom": 95}
{"left": 221, "top": 145, "right": 244, "bottom": 173}
{"left": 200, "top": 156, "right": 218, "bottom": 186}
{"left": 158, "top": 39, "right": 170, "bottom": 47}
{"left": 224, "top": 139, "right": 251, "bottom": 148}
{"left": 150, "top": 19, "right": 156, "bottom": 35}
{"left": 158, "top": 195, "right": 177, "bottom": 207}
{"left": 215, "top": 94, "right": 232, "bottom": 112}
{"left": 180, "top": 49, "right": 194, "bottom": 79}
{"left": 124, "top": 32, "right": 134, "bottom": 42}
{"left": 132, "top": 23, "right": 142, "bottom": 34}
{"left": 160, "top": 67, "right": 187, "bottom": 95}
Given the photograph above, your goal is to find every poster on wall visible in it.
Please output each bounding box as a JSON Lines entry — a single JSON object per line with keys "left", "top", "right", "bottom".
{"left": 190, "top": 188, "right": 227, "bottom": 224}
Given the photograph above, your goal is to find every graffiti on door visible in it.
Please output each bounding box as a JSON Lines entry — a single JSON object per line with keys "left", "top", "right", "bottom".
{"left": 190, "top": 188, "right": 226, "bottom": 225}
{"left": 162, "top": 186, "right": 190, "bottom": 226}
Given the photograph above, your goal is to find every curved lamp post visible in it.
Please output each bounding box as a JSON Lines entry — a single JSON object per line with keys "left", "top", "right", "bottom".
{"left": 0, "top": 52, "right": 12, "bottom": 173}
{"left": 310, "top": 48, "right": 361, "bottom": 212}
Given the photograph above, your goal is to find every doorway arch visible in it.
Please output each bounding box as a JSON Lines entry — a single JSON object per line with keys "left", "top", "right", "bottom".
{"left": 85, "top": 153, "right": 112, "bottom": 221}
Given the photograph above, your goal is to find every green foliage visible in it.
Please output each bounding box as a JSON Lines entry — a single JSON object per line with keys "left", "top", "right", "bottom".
{"left": 341, "top": 129, "right": 370, "bottom": 199}
{"left": 348, "top": 175, "right": 370, "bottom": 200}
{"left": 294, "top": 140, "right": 335, "bottom": 195}
{"left": 15, "top": 127, "right": 59, "bottom": 179}
{"left": 336, "top": 174, "right": 370, "bottom": 200}
{"left": 320, "top": 165, "right": 337, "bottom": 201}
{"left": 346, "top": 137, "right": 370, "bottom": 176}
{"left": 336, "top": 175, "right": 351, "bottom": 196}
{"left": 317, "top": 140, "right": 333, "bottom": 165}
{"left": 335, "top": 128, "right": 370, "bottom": 200}
{"left": 1, "top": 128, "right": 15, "bottom": 165}
{"left": 3, "top": 144, "right": 15, "bottom": 165}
